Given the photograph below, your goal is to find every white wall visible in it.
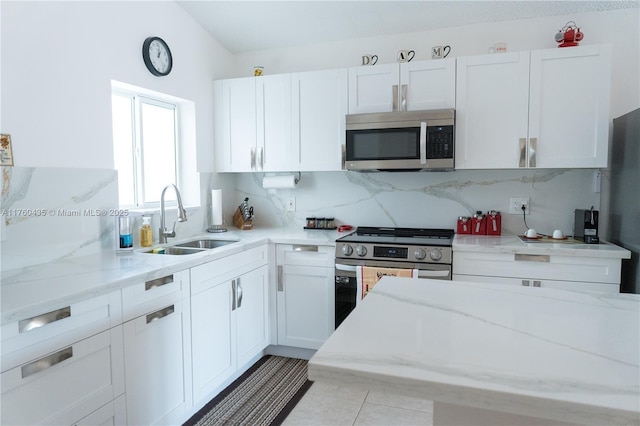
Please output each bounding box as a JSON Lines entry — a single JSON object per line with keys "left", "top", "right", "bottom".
{"left": 1, "top": 0, "right": 233, "bottom": 173}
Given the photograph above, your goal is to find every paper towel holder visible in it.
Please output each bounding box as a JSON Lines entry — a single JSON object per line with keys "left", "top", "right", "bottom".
{"left": 262, "top": 172, "right": 301, "bottom": 189}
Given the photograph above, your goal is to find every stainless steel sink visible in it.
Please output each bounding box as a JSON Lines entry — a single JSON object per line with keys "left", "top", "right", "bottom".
{"left": 173, "top": 239, "right": 239, "bottom": 249}
{"left": 143, "top": 247, "right": 205, "bottom": 255}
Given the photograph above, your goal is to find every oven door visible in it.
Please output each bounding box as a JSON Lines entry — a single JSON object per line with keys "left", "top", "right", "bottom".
{"left": 334, "top": 259, "right": 451, "bottom": 329}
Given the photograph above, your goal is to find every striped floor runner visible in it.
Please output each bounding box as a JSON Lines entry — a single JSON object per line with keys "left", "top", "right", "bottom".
{"left": 184, "top": 356, "right": 311, "bottom": 426}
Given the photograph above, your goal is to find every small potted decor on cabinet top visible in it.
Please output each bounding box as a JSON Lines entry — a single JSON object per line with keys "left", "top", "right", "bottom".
{"left": 555, "top": 21, "right": 584, "bottom": 48}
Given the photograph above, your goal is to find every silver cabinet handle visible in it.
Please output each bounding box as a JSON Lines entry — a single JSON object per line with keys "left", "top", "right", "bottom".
{"left": 401, "top": 84, "right": 407, "bottom": 111}
{"left": 259, "top": 147, "right": 264, "bottom": 170}
{"left": 22, "top": 346, "right": 73, "bottom": 378}
{"left": 231, "top": 279, "right": 237, "bottom": 311}
{"left": 519, "top": 138, "right": 527, "bottom": 168}
{"left": 250, "top": 147, "right": 256, "bottom": 171}
{"left": 145, "top": 274, "right": 173, "bottom": 291}
{"left": 528, "top": 137, "right": 537, "bottom": 168}
{"left": 236, "top": 278, "right": 243, "bottom": 309}
{"left": 515, "top": 254, "right": 550, "bottom": 263}
{"left": 19, "top": 306, "right": 71, "bottom": 333}
{"left": 293, "top": 245, "right": 318, "bottom": 252}
{"left": 146, "top": 305, "right": 175, "bottom": 324}
{"left": 532, "top": 280, "right": 541, "bottom": 287}
{"left": 341, "top": 144, "right": 346, "bottom": 170}
{"left": 522, "top": 280, "right": 530, "bottom": 286}
{"left": 277, "top": 266, "right": 284, "bottom": 292}
{"left": 392, "top": 85, "right": 399, "bottom": 112}
{"left": 419, "top": 122, "right": 427, "bottom": 164}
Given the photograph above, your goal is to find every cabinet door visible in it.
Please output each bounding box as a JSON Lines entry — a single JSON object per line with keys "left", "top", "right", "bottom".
{"left": 215, "top": 77, "right": 257, "bottom": 172}
{"left": 277, "top": 265, "right": 334, "bottom": 349}
{"left": 191, "top": 280, "right": 235, "bottom": 404}
{"left": 455, "top": 52, "right": 531, "bottom": 169}
{"left": 235, "top": 265, "right": 269, "bottom": 367}
{"left": 292, "top": 68, "right": 348, "bottom": 171}
{"left": 529, "top": 44, "right": 612, "bottom": 168}
{"left": 258, "top": 74, "right": 292, "bottom": 172}
{"left": 348, "top": 64, "right": 399, "bottom": 113}
{"left": 123, "top": 300, "right": 189, "bottom": 426}
{"left": 401, "top": 59, "right": 456, "bottom": 110}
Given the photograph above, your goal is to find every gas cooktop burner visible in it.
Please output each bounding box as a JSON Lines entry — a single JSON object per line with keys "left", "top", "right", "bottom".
{"left": 353, "top": 227, "right": 454, "bottom": 239}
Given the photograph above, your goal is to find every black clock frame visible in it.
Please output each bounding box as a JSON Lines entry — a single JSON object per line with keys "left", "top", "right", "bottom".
{"left": 142, "top": 36, "right": 173, "bottom": 77}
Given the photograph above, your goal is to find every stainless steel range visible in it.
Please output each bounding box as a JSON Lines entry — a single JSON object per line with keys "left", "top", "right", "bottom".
{"left": 334, "top": 226, "right": 454, "bottom": 328}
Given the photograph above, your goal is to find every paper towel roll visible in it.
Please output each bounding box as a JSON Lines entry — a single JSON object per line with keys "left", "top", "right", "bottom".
{"left": 262, "top": 175, "right": 298, "bottom": 189}
{"left": 211, "top": 189, "right": 223, "bottom": 225}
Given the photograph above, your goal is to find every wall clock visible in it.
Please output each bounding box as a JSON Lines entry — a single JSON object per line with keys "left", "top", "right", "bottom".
{"left": 142, "top": 36, "right": 173, "bottom": 76}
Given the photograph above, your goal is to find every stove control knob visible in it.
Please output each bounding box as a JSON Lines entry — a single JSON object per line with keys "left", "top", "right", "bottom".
{"left": 414, "top": 248, "right": 427, "bottom": 260}
{"left": 355, "top": 245, "right": 367, "bottom": 257}
{"left": 430, "top": 249, "right": 443, "bottom": 261}
{"left": 341, "top": 244, "right": 353, "bottom": 256}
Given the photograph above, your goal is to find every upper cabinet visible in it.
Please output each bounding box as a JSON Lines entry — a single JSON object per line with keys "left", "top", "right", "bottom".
{"left": 214, "top": 69, "right": 346, "bottom": 172}
{"left": 455, "top": 44, "right": 612, "bottom": 169}
{"left": 348, "top": 59, "right": 456, "bottom": 113}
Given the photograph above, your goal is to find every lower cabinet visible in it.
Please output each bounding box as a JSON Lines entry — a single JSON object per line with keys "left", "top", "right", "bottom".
{"left": 0, "top": 326, "right": 125, "bottom": 426}
{"left": 276, "top": 244, "right": 335, "bottom": 350}
{"left": 122, "top": 270, "right": 191, "bottom": 426}
{"left": 453, "top": 251, "right": 621, "bottom": 293}
{"left": 190, "top": 246, "right": 269, "bottom": 406}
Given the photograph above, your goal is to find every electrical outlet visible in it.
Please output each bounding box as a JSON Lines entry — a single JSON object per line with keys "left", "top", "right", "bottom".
{"left": 286, "top": 197, "right": 296, "bottom": 212}
{"left": 509, "top": 197, "right": 530, "bottom": 215}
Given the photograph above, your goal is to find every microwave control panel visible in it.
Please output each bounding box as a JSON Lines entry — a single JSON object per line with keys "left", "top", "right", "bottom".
{"left": 426, "top": 125, "right": 454, "bottom": 159}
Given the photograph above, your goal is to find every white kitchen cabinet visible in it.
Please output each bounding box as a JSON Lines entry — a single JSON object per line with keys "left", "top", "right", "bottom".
{"left": 190, "top": 245, "right": 269, "bottom": 406}
{"left": 453, "top": 251, "right": 621, "bottom": 293}
{"left": 455, "top": 44, "right": 611, "bottom": 169}
{"left": 75, "top": 395, "right": 126, "bottom": 426}
{"left": 214, "top": 69, "right": 345, "bottom": 172}
{"left": 1, "top": 326, "right": 125, "bottom": 426}
{"left": 292, "top": 68, "right": 348, "bottom": 171}
{"left": 276, "top": 244, "right": 335, "bottom": 350}
{"left": 348, "top": 59, "right": 456, "bottom": 114}
{"left": 122, "top": 270, "right": 192, "bottom": 426}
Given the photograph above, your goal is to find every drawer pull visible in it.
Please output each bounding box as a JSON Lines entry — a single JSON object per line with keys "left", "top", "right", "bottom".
{"left": 522, "top": 280, "right": 530, "bottom": 286}
{"left": 22, "top": 346, "right": 73, "bottom": 378}
{"left": 515, "top": 254, "right": 549, "bottom": 263}
{"left": 532, "top": 280, "right": 541, "bottom": 287}
{"left": 19, "top": 306, "right": 71, "bottom": 333}
{"left": 293, "top": 245, "right": 318, "bottom": 252}
{"left": 145, "top": 275, "right": 173, "bottom": 291}
{"left": 146, "top": 305, "right": 175, "bottom": 324}
{"left": 277, "top": 266, "right": 284, "bottom": 292}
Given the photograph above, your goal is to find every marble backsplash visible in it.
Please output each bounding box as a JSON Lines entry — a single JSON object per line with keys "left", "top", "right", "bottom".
{"left": 0, "top": 167, "right": 209, "bottom": 270}
{"left": 234, "top": 169, "right": 601, "bottom": 236}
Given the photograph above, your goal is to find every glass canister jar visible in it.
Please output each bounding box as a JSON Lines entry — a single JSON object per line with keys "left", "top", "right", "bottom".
{"left": 140, "top": 215, "right": 153, "bottom": 247}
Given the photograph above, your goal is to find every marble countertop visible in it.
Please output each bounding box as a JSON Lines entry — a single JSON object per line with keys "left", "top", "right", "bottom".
{"left": 309, "top": 277, "right": 640, "bottom": 426}
{"left": 454, "top": 234, "right": 632, "bottom": 259}
{"left": 1, "top": 227, "right": 341, "bottom": 325}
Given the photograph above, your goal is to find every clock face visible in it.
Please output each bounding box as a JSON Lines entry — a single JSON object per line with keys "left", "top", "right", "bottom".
{"left": 142, "top": 37, "right": 173, "bottom": 76}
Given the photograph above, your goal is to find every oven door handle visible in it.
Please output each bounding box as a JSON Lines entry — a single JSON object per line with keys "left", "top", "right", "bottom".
{"left": 335, "top": 263, "right": 358, "bottom": 272}
{"left": 417, "top": 270, "right": 450, "bottom": 278}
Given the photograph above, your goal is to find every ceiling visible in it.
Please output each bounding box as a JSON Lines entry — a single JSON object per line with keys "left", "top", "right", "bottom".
{"left": 177, "top": 1, "right": 638, "bottom": 54}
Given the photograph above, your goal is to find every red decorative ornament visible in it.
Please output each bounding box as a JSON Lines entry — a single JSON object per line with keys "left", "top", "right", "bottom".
{"left": 555, "top": 21, "right": 584, "bottom": 48}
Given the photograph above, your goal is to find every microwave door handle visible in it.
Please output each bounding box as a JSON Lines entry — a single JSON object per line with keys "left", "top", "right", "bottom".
{"left": 420, "top": 122, "right": 427, "bottom": 164}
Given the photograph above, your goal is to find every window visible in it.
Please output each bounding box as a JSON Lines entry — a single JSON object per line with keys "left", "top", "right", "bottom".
{"left": 112, "top": 91, "right": 179, "bottom": 207}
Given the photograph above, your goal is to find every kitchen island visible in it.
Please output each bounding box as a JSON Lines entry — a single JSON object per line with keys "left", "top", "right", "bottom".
{"left": 308, "top": 277, "right": 640, "bottom": 426}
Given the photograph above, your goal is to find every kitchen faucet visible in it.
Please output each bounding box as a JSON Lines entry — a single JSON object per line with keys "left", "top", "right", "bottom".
{"left": 159, "top": 184, "right": 188, "bottom": 244}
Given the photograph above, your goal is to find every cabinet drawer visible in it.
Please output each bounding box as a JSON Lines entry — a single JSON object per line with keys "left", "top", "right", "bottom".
{"left": 453, "top": 251, "right": 621, "bottom": 284}
{"left": 1, "top": 326, "right": 125, "bottom": 426}
{"left": 452, "top": 274, "right": 619, "bottom": 294}
{"left": 191, "top": 245, "right": 268, "bottom": 295}
{"left": 122, "top": 269, "right": 188, "bottom": 322}
{"left": 276, "top": 244, "right": 334, "bottom": 267}
{"left": 1, "top": 291, "right": 122, "bottom": 372}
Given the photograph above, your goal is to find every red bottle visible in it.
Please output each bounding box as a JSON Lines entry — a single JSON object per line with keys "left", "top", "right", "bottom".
{"left": 486, "top": 210, "right": 502, "bottom": 236}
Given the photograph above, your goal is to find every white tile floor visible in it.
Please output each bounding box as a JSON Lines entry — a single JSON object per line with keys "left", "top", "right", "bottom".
{"left": 282, "top": 381, "right": 434, "bottom": 426}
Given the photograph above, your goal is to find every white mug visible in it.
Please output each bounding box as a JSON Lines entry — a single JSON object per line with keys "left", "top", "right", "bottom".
{"left": 361, "top": 54, "right": 378, "bottom": 66}
{"left": 397, "top": 50, "right": 415, "bottom": 63}
{"left": 431, "top": 45, "right": 451, "bottom": 59}
{"left": 525, "top": 228, "right": 538, "bottom": 238}
{"left": 488, "top": 42, "right": 507, "bottom": 54}
{"left": 552, "top": 229, "right": 565, "bottom": 239}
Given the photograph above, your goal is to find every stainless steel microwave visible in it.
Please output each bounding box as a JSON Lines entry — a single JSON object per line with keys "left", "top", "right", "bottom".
{"left": 344, "top": 109, "right": 455, "bottom": 171}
